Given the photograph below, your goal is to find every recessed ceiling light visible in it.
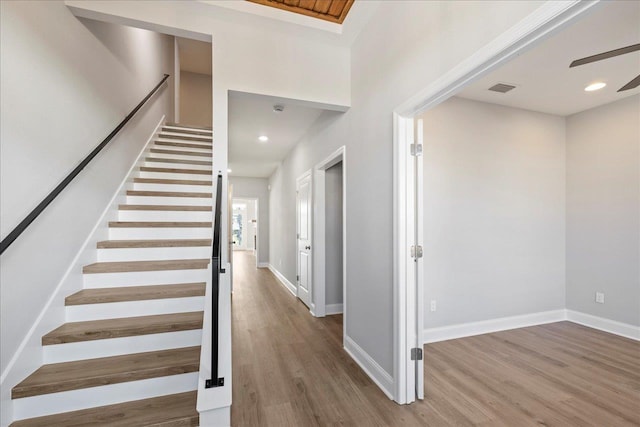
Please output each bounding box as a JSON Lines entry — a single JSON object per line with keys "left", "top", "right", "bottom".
{"left": 585, "top": 82, "right": 606, "bottom": 92}
{"left": 258, "top": 135, "right": 269, "bottom": 142}
{"left": 227, "top": 168, "right": 232, "bottom": 173}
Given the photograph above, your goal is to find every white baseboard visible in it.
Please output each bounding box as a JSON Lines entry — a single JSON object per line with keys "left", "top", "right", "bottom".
{"left": 344, "top": 336, "right": 393, "bottom": 400}
{"left": 267, "top": 264, "right": 296, "bottom": 296}
{"left": 257, "top": 262, "right": 269, "bottom": 268}
{"left": 423, "top": 309, "right": 566, "bottom": 344}
{"left": 566, "top": 310, "right": 640, "bottom": 341}
{"left": 325, "top": 303, "right": 343, "bottom": 315}
{"left": 423, "top": 309, "right": 640, "bottom": 344}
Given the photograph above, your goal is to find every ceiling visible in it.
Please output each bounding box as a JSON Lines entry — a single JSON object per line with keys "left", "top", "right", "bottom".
{"left": 457, "top": 1, "right": 640, "bottom": 116}
{"left": 176, "top": 37, "right": 212, "bottom": 75}
{"left": 246, "top": 0, "right": 354, "bottom": 24}
{"left": 228, "top": 92, "right": 326, "bottom": 178}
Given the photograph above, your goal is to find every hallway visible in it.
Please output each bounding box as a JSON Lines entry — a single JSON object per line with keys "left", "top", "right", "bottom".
{"left": 230, "top": 251, "right": 403, "bottom": 426}
{"left": 231, "top": 251, "right": 640, "bottom": 427}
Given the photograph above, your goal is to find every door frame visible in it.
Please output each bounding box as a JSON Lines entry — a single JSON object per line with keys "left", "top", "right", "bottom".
{"left": 312, "top": 146, "right": 346, "bottom": 323}
{"left": 391, "top": 0, "right": 600, "bottom": 404}
{"left": 296, "top": 170, "right": 313, "bottom": 311}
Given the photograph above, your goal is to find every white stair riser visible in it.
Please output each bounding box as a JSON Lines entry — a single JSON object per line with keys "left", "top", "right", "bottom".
{"left": 83, "top": 268, "right": 209, "bottom": 288}
{"left": 126, "top": 196, "right": 212, "bottom": 206}
{"left": 118, "top": 210, "right": 212, "bottom": 222}
{"left": 143, "top": 160, "right": 212, "bottom": 171}
{"left": 44, "top": 330, "right": 202, "bottom": 364}
{"left": 162, "top": 126, "right": 212, "bottom": 134}
{"left": 132, "top": 183, "right": 213, "bottom": 193}
{"left": 97, "top": 246, "right": 211, "bottom": 262}
{"left": 66, "top": 296, "right": 205, "bottom": 321}
{"left": 109, "top": 227, "right": 212, "bottom": 240}
{"left": 153, "top": 143, "right": 212, "bottom": 154}
{"left": 139, "top": 171, "right": 213, "bottom": 180}
{"left": 148, "top": 151, "right": 212, "bottom": 161}
{"left": 12, "top": 373, "right": 199, "bottom": 420}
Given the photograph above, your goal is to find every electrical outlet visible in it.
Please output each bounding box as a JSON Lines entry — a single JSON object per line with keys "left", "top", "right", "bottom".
{"left": 430, "top": 300, "right": 437, "bottom": 312}
{"left": 595, "top": 292, "right": 605, "bottom": 304}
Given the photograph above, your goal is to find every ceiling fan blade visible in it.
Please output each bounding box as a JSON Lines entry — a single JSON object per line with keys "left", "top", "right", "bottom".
{"left": 618, "top": 74, "right": 640, "bottom": 92}
{"left": 570, "top": 43, "right": 640, "bottom": 67}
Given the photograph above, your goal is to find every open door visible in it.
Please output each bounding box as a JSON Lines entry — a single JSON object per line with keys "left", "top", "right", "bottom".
{"left": 394, "top": 114, "right": 424, "bottom": 404}
{"left": 296, "top": 171, "right": 312, "bottom": 308}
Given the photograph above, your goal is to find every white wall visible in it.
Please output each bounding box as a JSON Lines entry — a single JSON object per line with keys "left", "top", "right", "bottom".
{"left": 61, "top": 0, "right": 545, "bottom": 395}
{"left": 325, "top": 162, "right": 343, "bottom": 307}
{"left": 566, "top": 95, "right": 640, "bottom": 326}
{"left": 420, "top": 96, "right": 566, "bottom": 328}
{"left": 0, "top": 1, "right": 174, "bottom": 422}
{"left": 179, "top": 71, "right": 212, "bottom": 127}
{"left": 269, "top": 1, "right": 544, "bottom": 381}
{"left": 229, "top": 177, "right": 269, "bottom": 265}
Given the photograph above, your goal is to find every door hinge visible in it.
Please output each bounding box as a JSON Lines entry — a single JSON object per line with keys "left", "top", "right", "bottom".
{"left": 410, "top": 143, "right": 423, "bottom": 156}
{"left": 410, "top": 245, "right": 423, "bottom": 259}
{"left": 297, "top": 275, "right": 299, "bottom": 281}
{"left": 411, "top": 348, "right": 423, "bottom": 361}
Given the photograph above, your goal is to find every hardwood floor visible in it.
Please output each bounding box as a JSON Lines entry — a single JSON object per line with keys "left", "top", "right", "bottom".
{"left": 231, "top": 251, "right": 640, "bottom": 426}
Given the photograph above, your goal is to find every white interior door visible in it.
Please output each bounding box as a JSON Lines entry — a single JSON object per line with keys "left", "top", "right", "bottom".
{"left": 297, "top": 172, "right": 312, "bottom": 308}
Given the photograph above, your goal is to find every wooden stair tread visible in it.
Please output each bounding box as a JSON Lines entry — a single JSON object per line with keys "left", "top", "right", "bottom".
{"left": 140, "top": 167, "right": 212, "bottom": 176}
{"left": 166, "top": 122, "right": 212, "bottom": 131}
{"left": 119, "top": 204, "right": 212, "bottom": 211}
{"left": 133, "top": 178, "right": 212, "bottom": 186}
{"left": 83, "top": 259, "right": 210, "bottom": 274}
{"left": 149, "top": 148, "right": 212, "bottom": 157}
{"left": 154, "top": 141, "right": 212, "bottom": 150}
{"left": 145, "top": 157, "right": 212, "bottom": 166}
{"left": 65, "top": 283, "right": 206, "bottom": 305}
{"left": 127, "top": 190, "right": 212, "bottom": 198}
{"left": 42, "top": 312, "right": 204, "bottom": 345}
{"left": 97, "top": 239, "right": 211, "bottom": 249}
{"left": 10, "top": 391, "right": 198, "bottom": 426}
{"left": 157, "top": 133, "right": 212, "bottom": 143}
{"left": 109, "top": 221, "right": 212, "bottom": 228}
{"left": 163, "top": 125, "right": 212, "bottom": 136}
{"left": 12, "top": 346, "right": 201, "bottom": 398}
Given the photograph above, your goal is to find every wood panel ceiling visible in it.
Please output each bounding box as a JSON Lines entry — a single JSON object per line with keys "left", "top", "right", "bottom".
{"left": 246, "top": 0, "right": 355, "bottom": 24}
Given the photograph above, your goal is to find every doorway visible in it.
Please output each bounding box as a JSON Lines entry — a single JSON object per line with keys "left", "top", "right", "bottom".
{"left": 312, "top": 147, "right": 346, "bottom": 322}
{"left": 231, "top": 198, "right": 258, "bottom": 257}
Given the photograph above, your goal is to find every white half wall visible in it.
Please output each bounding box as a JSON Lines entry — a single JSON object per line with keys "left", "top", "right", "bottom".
{"left": 566, "top": 94, "right": 640, "bottom": 326}
{"left": 419, "top": 96, "right": 566, "bottom": 328}
{"left": 0, "top": 2, "right": 175, "bottom": 423}
{"left": 229, "top": 177, "right": 270, "bottom": 265}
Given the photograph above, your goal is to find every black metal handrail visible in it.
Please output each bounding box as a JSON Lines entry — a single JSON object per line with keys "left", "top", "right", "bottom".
{"left": 0, "top": 74, "right": 171, "bottom": 255}
{"left": 206, "top": 173, "right": 225, "bottom": 388}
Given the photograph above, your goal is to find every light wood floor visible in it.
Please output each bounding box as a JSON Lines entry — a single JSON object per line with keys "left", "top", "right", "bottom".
{"left": 231, "top": 251, "right": 640, "bottom": 426}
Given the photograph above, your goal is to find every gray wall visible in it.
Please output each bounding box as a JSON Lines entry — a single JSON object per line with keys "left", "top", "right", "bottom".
{"left": 420, "top": 97, "right": 567, "bottom": 328}
{"left": 0, "top": 0, "right": 175, "bottom": 414}
{"left": 325, "top": 162, "right": 343, "bottom": 306}
{"left": 179, "top": 71, "right": 212, "bottom": 127}
{"left": 268, "top": 1, "right": 542, "bottom": 376}
{"left": 229, "top": 177, "right": 269, "bottom": 265}
{"left": 566, "top": 95, "right": 640, "bottom": 326}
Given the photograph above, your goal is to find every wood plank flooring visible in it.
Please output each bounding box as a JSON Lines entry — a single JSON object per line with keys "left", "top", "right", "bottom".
{"left": 231, "top": 251, "right": 640, "bottom": 426}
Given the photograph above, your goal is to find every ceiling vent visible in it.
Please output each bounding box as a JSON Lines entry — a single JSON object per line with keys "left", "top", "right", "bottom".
{"left": 273, "top": 104, "right": 284, "bottom": 113}
{"left": 488, "top": 83, "right": 516, "bottom": 93}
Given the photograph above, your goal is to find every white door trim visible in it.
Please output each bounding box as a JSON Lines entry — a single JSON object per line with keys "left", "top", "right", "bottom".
{"left": 296, "top": 170, "right": 313, "bottom": 311}
{"left": 391, "top": 0, "right": 601, "bottom": 404}
{"left": 313, "top": 146, "right": 346, "bottom": 324}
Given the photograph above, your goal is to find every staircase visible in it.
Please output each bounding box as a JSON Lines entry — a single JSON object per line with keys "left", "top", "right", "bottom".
{"left": 10, "top": 124, "right": 214, "bottom": 426}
